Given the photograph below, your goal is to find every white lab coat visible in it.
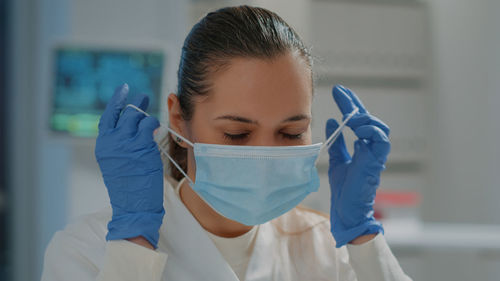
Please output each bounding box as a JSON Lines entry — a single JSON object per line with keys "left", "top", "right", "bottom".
{"left": 41, "top": 177, "right": 412, "bottom": 281}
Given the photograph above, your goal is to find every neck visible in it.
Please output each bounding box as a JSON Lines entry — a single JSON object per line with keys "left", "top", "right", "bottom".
{"left": 178, "top": 179, "right": 253, "bottom": 238}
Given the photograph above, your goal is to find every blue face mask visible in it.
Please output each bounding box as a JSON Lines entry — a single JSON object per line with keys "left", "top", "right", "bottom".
{"left": 126, "top": 104, "right": 358, "bottom": 226}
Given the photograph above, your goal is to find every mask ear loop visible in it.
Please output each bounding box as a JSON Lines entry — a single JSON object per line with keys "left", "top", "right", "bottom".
{"left": 315, "top": 107, "right": 359, "bottom": 165}
{"left": 125, "top": 104, "right": 195, "bottom": 186}
{"left": 157, "top": 140, "right": 195, "bottom": 186}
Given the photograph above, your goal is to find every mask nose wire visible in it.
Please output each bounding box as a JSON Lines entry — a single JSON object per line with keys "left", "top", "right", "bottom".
{"left": 125, "top": 104, "right": 195, "bottom": 186}
{"left": 314, "top": 107, "right": 359, "bottom": 166}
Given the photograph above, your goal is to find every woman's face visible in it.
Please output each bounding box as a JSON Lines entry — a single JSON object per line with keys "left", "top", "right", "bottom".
{"left": 172, "top": 50, "right": 313, "bottom": 148}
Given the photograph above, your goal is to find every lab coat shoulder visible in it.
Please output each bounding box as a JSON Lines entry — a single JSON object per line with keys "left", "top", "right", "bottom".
{"left": 41, "top": 208, "right": 111, "bottom": 281}
{"left": 269, "top": 206, "right": 412, "bottom": 281}
{"left": 42, "top": 207, "right": 168, "bottom": 281}
{"left": 264, "top": 206, "right": 357, "bottom": 280}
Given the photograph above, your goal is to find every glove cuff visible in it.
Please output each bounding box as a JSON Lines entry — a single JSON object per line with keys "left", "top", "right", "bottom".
{"left": 106, "top": 209, "right": 165, "bottom": 248}
{"left": 332, "top": 220, "right": 384, "bottom": 248}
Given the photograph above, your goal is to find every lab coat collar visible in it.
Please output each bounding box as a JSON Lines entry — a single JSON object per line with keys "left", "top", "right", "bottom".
{"left": 159, "top": 177, "right": 276, "bottom": 281}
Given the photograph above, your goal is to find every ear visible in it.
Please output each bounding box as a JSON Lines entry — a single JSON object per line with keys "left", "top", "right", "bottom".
{"left": 167, "top": 93, "right": 190, "bottom": 148}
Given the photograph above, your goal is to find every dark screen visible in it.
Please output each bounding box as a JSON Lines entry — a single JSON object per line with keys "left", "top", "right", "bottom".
{"left": 50, "top": 48, "right": 164, "bottom": 137}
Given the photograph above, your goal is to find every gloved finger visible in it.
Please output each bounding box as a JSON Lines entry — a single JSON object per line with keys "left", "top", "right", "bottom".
{"left": 332, "top": 85, "right": 357, "bottom": 116}
{"left": 116, "top": 94, "right": 150, "bottom": 134}
{"left": 353, "top": 125, "right": 390, "bottom": 163}
{"left": 337, "top": 85, "right": 368, "bottom": 114}
{"left": 346, "top": 113, "right": 390, "bottom": 136}
{"left": 326, "top": 118, "right": 351, "bottom": 165}
{"left": 137, "top": 116, "right": 161, "bottom": 143}
{"left": 116, "top": 109, "right": 147, "bottom": 136}
{"left": 132, "top": 93, "right": 150, "bottom": 111}
{"left": 98, "top": 84, "right": 129, "bottom": 131}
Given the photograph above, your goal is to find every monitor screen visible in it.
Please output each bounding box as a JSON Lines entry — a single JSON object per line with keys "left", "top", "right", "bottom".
{"left": 50, "top": 47, "right": 164, "bottom": 137}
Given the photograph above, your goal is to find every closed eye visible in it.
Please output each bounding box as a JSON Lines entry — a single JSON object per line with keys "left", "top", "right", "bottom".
{"left": 223, "top": 132, "right": 250, "bottom": 141}
{"left": 282, "top": 132, "right": 303, "bottom": 140}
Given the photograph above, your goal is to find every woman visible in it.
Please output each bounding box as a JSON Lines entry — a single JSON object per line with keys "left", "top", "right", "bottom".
{"left": 42, "top": 5, "right": 412, "bottom": 281}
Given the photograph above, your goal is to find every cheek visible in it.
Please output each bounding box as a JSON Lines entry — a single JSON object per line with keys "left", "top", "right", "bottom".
{"left": 183, "top": 124, "right": 198, "bottom": 175}
{"left": 304, "top": 127, "right": 313, "bottom": 144}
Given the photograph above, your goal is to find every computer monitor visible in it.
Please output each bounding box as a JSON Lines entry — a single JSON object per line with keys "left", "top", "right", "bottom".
{"left": 50, "top": 47, "right": 165, "bottom": 137}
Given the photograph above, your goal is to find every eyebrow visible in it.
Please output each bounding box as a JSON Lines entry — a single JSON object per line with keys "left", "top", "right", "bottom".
{"left": 214, "top": 114, "right": 311, "bottom": 124}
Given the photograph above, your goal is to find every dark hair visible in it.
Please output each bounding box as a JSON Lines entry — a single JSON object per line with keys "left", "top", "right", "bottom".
{"left": 165, "top": 5, "right": 314, "bottom": 180}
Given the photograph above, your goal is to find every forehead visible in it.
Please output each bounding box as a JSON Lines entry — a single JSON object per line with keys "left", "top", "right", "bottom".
{"left": 196, "top": 51, "right": 313, "bottom": 120}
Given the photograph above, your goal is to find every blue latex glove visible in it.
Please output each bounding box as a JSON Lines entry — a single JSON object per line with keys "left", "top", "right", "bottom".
{"left": 326, "top": 85, "right": 390, "bottom": 248}
{"left": 95, "top": 84, "right": 164, "bottom": 248}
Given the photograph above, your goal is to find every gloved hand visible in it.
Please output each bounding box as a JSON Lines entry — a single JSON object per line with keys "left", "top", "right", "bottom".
{"left": 95, "top": 84, "right": 164, "bottom": 248}
{"left": 326, "top": 85, "right": 390, "bottom": 248}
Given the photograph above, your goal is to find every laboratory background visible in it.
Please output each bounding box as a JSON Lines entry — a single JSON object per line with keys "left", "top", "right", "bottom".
{"left": 1, "top": 0, "right": 499, "bottom": 280}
